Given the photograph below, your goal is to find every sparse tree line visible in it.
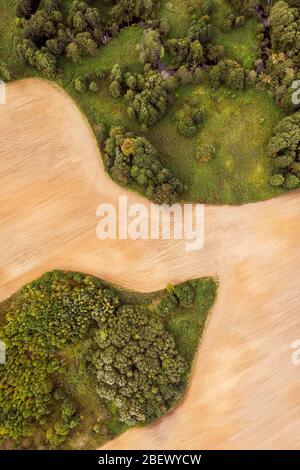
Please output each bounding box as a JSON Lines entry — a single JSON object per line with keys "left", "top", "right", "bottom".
{"left": 226, "top": 0, "right": 300, "bottom": 189}
{"left": 0, "top": 271, "right": 199, "bottom": 448}
{"left": 268, "top": 111, "right": 300, "bottom": 189}
{"left": 255, "top": 0, "right": 300, "bottom": 112}
{"left": 165, "top": 2, "right": 214, "bottom": 69}
{"left": 74, "top": 70, "right": 107, "bottom": 93}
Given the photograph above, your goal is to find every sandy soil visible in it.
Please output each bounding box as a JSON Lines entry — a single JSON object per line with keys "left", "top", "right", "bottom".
{"left": 1, "top": 78, "right": 300, "bottom": 449}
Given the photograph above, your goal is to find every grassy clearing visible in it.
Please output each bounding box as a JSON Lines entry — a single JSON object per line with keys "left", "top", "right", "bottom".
{"left": 147, "top": 84, "right": 284, "bottom": 204}
{"left": 0, "top": 0, "right": 22, "bottom": 72}
{"left": 214, "top": 18, "right": 260, "bottom": 69}
{"left": 158, "top": 0, "right": 202, "bottom": 38}
{"left": 61, "top": 25, "right": 144, "bottom": 84}
{"left": 60, "top": 25, "right": 144, "bottom": 131}
{"left": 159, "top": 0, "right": 260, "bottom": 67}
{"left": 211, "top": 0, "right": 260, "bottom": 69}
{"left": 165, "top": 278, "right": 217, "bottom": 364}
{"left": 0, "top": 1, "right": 16, "bottom": 63}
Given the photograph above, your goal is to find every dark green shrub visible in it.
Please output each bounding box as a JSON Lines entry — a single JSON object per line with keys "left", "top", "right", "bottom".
{"left": 173, "top": 283, "right": 195, "bottom": 308}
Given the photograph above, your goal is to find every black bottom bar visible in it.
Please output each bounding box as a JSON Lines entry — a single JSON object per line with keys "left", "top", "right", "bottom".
{"left": 0, "top": 450, "right": 299, "bottom": 467}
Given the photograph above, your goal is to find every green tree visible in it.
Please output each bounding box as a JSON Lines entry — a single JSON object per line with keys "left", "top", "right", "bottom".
{"left": 66, "top": 41, "right": 81, "bottom": 63}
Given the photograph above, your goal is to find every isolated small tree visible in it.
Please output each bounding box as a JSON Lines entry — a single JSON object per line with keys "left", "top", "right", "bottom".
{"left": 66, "top": 41, "right": 81, "bottom": 63}
{"left": 16, "top": 0, "right": 40, "bottom": 19}
{"left": 192, "top": 108, "right": 205, "bottom": 124}
{"left": 235, "top": 16, "right": 245, "bottom": 28}
{"left": 110, "top": 80, "right": 122, "bottom": 98}
{"left": 188, "top": 40, "right": 204, "bottom": 66}
{"left": 89, "top": 81, "right": 99, "bottom": 92}
{"left": 111, "top": 63, "right": 123, "bottom": 82}
{"left": 74, "top": 77, "right": 86, "bottom": 93}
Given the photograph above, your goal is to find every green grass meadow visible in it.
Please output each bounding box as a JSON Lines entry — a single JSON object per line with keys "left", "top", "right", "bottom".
{"left": 147, "top": 84, "right": 284, "bottom": 203}
{"left": 211, "top": 0, "right": 260, "bottom": 69}
{"left": 60, "top": 25, "right": 144, "bottom": 130}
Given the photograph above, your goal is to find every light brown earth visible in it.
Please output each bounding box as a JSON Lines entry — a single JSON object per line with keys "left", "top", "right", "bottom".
{"left": 1, "top": 78, "right": 300, "bottom": 449}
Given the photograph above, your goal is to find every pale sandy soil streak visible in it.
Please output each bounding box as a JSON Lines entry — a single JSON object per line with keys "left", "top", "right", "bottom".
{"left": 1, "top": 79, "right": 300, "bottom": 449}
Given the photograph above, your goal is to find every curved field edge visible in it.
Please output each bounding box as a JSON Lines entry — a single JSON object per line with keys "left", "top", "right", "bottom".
{"left": 0, "top": 271, "right": 217, "bottom": 450}
{"left": 0, "top": 0, "right": 289, "bottom": 205}
{"left": 1, "top": 74, "right": 300, "bottom": 450}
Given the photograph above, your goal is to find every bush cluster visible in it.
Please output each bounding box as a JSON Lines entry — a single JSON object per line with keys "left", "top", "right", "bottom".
{"left": 208, "top": 59, "right": 246, "bottom": 90}
{"left": 165, "top": 5, "right": 213, "bottom": 69}
{"left": 176, "top": 98, "right": 206, "bottom": 138}
{"left": 16, "top": 0, "right": 41, "bottom": 20}
{"left": 103, "top": 126, "right": 184, "bottom": 204}
{"left": 16, "top": 0, "right": 104, "bottom": 75}
{"left": 110, "top": 0, "right": 158, "bottom": 25}
{"left": 229, "top": 0, "right": 259, "bottom": 17}
{"left": 258, "top": 1, "right": 300, "bottom": 111}
{"left": 109, "top": 65, "right": 171, "bottom": 127}
{"left": 166, "top": 38, "right": 204, "bottom": 68}
{"left": 156, "top": 282, "right": 195, "bottom": 315}
{"left": 88, "top": 305, "right": 186, "bottom": 425}
{"left": 74, "top": 70, "right": 108, "bottom": 93}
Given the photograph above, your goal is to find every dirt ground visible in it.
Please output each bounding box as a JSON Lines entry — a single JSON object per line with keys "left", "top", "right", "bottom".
{"left": 1, "top": 79, "right": 300, "bottom": 449}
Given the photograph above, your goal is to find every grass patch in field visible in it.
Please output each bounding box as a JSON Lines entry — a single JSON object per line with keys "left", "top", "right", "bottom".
{"left": 147, "top": 84, "right": 285, "bottom": 204}
{"left": 165, "top": 278, "right": 217, "bottom": 364}
{"left": 211, "top": 0, "right": 260, "bottom": 68}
